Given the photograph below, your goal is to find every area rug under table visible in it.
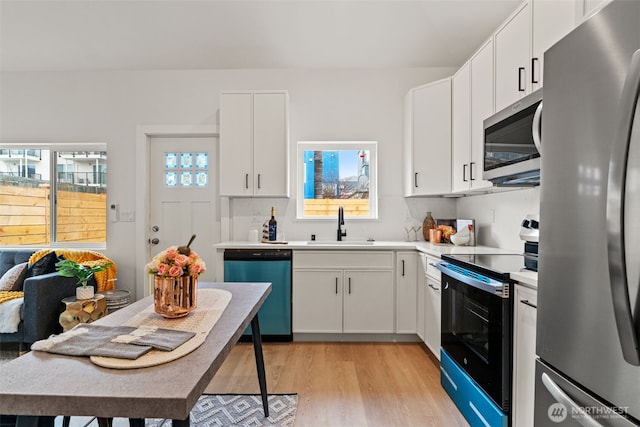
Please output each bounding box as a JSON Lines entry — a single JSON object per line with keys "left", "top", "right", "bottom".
{"left": 146, "top": 394, "right": 298, "bottom": 427}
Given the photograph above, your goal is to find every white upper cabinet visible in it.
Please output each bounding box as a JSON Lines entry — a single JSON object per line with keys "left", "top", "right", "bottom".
{"left": 469, "top": 39, "right": 494, "bottom": 191}
{"left": 452, "top": 62, "right": 472, "bottom": 193}
{"left": 531, "top": 0, "right": 576, "bottom": 90}
{"left": 576, "top": 0, "right": 612, "bottom": 23}
{"left": 219, "top": 90, "right": 289, "bottom": 197}
{"left": 404, "top": 78, "right": 452, "bottom": 197}
{"left": 495, "top": 0, "right": 576, "bottom": 111}
{"left": 495, "top": 2, "right": 531, "bottom": 112}
{"left": 452, "top": 39, "right": 494, "bottom": 194}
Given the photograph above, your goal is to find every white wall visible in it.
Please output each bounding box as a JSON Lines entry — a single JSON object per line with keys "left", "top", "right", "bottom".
{"left": 456, "top": 187, "right": 540, "bottom": 251}
{"left": 1, "top": 67, "right": 458, "bottom": 298}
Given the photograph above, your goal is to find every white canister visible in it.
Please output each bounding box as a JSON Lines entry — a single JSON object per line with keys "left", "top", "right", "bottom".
{"left": 247, "top": 229, "right": 259, "bottom": 242}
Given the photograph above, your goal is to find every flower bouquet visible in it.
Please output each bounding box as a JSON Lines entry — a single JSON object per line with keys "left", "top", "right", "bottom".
{"left": 147, "top": 235, "right": 206, "bottom": 318}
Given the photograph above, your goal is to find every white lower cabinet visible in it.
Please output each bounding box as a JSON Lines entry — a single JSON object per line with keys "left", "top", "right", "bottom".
{"left": 343, "top": 270, "right": 394, "bottom": 333}
{"left": 396, "top": 251, "right": 418, "bottom": 334}
{"left": 512, "top": 284, "right": 538, "bottom": 427}
{"left": 292, "top": 251, "right": 394, "bottom": 334}
{"left": 292, "top": 269, "right": 343, "bottom": 333}
{"left": 424, "top": 275, "right": 442, "bottom": 360}
{"left": 422, "top": 254, "right": 442, "bottom": 360}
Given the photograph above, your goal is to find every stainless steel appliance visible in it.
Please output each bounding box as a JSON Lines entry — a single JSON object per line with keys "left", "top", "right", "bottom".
{"left": 535, "top": 1, "right": 640, "bottom": 425}
{"left": 437, "top": 253, "right": 531, "bottom": 426}
{"left": 483, "top": 89, "right": 542, "bottom": 186}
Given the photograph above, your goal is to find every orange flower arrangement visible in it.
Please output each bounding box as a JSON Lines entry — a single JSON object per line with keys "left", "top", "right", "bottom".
{"left": 146, "top": 246, "right": 206, "bottom": 278}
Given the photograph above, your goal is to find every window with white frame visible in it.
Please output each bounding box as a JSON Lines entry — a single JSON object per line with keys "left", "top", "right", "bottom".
{"left": 297, "top": 141, "right": 378, "bottom": 219}
{"left": 0, "top": 144, "right": 107, "bottom": 247}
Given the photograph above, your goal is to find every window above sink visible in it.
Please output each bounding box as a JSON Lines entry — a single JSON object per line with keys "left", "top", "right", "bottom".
{"left": 296, "top": 141, "right": 378, "bottom": 220}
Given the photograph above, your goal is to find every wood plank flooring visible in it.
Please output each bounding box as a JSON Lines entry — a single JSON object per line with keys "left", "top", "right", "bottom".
{"left": 205, "top": 342, "right": 469, "bottom": 427}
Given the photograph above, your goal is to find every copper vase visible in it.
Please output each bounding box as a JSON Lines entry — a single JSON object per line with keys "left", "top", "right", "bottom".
{"left": 153, "top": 275, "right": 198, "bottom": 318}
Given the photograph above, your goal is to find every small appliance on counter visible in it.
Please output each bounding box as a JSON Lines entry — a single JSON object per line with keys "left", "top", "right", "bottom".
{"left": 519, "top": 214, "right": 539, "bottom": 271}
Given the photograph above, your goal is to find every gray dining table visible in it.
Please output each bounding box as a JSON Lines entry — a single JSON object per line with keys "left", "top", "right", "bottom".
{"left": 0, "top": 282, "right": 272, "bottom": 427}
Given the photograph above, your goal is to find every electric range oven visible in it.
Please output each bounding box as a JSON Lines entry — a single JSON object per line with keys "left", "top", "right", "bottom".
{"left": 436, "top": 253, "right": 531, "bottom": 419}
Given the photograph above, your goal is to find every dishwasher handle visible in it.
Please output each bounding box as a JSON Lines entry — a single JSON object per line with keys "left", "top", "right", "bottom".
{"left": 224, "top": 249, "right": 292, "bottom": 261}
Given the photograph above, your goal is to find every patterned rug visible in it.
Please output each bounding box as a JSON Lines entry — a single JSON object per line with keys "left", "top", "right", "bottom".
{"left": 147, "top": 394, "right": 298, "bottom": 427}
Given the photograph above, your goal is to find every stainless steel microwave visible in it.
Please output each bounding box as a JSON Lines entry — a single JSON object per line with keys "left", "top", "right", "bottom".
{"left": 483, "top": 89, "right": 542, "bottom": 186}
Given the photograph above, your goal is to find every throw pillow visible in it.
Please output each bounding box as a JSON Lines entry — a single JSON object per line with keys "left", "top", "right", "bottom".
{"left": 27, "top": 251, "right": 59, "bottom": 278}
{"left": 0, "top": 262, "right": 28, "bottom": 291}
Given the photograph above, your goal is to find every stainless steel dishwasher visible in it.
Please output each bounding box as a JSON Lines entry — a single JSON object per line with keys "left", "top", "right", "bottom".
{"left": 223, "top": 249, "right": 292, "bottom": 342}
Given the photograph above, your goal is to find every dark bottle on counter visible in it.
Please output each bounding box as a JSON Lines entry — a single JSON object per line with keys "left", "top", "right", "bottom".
{"left": 268, "top": 207, "right": 277, "bottom": 241}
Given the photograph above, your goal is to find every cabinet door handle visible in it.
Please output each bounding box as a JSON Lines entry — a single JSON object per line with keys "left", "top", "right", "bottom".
{"left": 531, "top": 57, "right": 540, "bottom": 84}
{"left": 257, "top": 173, "right": 261, "bottom": 189}
{"left": 469, "top": 162, "right": 476, "bottom": 181}
{"left": 335, "top": 277, "right": 338, "bottom": 294}
{"left": 520, "top": 299, "right": 537, "bottom": 309}
{"left": 518, "top": 67, "right": 526, "bottom": 92}
{"left": 414, "top": 172, "right": 418, "bottom": 188}
{"left": 428, "top": 284, "right": 440, "bottom": 291}
{"left": 402, "top": 260, "right": 405, "bottom": 276}
{"left": 462, "top": 164, "right": 468, "bottom": 182}
{"left": 245, "top": 173, "right": 249, "bottom": 189}
{"left": 348, "top": 277, "right": 351, "bottom": 294}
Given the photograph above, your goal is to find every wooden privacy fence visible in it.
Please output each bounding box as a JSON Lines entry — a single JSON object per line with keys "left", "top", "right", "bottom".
{"left": 0, "top": 185, "right": 106, "bottom": 245}
{"left": 303, "top": 199, "right": 369, "bottom": 217}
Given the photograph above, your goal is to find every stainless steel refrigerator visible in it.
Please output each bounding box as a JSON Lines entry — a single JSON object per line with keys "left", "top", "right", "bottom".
{"left": 535, "top": 0, "right": 640, "bottom": 426}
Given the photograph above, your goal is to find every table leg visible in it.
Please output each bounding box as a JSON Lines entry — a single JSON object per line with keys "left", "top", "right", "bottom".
{"left": 96, "top": 418, "right": 113, "bottom": 427}
{"left": 250, "top": 315, "right": 269, "bottom": 418}
{"left": 16, "top": 416, "right": 54, "bottom": 427}
{"left": 172, "top": 418, "right": 190, "bottom": 427}
{"left": 128, "top": 419, "right": 145, "bottom": 427}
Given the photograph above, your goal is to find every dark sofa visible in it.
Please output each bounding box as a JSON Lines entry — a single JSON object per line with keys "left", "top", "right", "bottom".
{"left": 0, "top": 250, "right": 79, "bottom": 352}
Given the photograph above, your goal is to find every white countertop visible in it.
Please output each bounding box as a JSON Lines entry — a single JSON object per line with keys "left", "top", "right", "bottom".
{"left": 215, "top": 240, "right": 520, "bottom": 258}
{"left": 511, "top": 270, "right": 538, "bottom": 289}
{"left": 215, "top": 240, "right": 537, "bottom": 288}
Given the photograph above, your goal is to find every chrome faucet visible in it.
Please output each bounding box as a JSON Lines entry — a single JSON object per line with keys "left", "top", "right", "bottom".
{"left": 337, "top": 205, "right": 347, "bottom": 241}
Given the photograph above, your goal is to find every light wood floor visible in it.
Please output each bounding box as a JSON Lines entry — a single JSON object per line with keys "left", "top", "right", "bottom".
{"left": 205, "top": 342, "right": 469, "bottom": 427}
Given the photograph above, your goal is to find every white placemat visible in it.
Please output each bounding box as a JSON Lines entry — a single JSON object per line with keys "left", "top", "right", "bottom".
{"left": 90, "top": 288, "right": 232, "bottom": 369}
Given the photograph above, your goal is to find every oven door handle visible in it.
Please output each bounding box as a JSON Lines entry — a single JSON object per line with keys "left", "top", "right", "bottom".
{"left": 435, "top": 261, "right": 509, "bottom": 298}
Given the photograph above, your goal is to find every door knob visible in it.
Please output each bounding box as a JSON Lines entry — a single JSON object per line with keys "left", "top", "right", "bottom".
{"left": 149, "top": 238, "right": 160, "bottom": 245}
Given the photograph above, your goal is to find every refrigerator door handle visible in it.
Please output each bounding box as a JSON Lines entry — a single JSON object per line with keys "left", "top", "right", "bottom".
{"left": 532, "top": 101, "right": 543, "bottom": 154}
{"left": 541, "top": 373, "right": 604, "bottom": 427}
{"left": 607, "top": 49, "right": 640, "bottom": 366}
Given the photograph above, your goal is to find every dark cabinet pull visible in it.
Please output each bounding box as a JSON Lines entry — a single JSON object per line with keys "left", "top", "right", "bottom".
{"left": 518, "top": 67, "right": 526, "bottom": 92}
{"left": 531, "top": 58, "right": 539, "bottom": 84}
{"left": 257, "top": 174, "right": 261, "bottom": 189}
{"left": 463, "top": 164, "right": 468, "bottom": 182}
{"left": 414, "top": 172, "right": 418, "bottom": 188}
{"left": 335, "top": 277, "right": 338, "bottom": 294}
{"left": 402, "top": 260, "right": 405, "bottom": 276}
{"left": 470, "top": 162, "right": 476, "bottom": 181}
{"left": 520, "top": 299, "right": 538, "bottom": 309}
{"left": 348, "top": 277, "right": 351, "bottom": 294}
{"left": 245, "top": 173, "right": 249, "bottom": 189}
{"left": 428, "top": 283, "right": 440, "bottom": 291}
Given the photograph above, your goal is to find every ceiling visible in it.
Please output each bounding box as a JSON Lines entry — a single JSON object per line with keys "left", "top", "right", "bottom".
{"left": 0, "top": 0, "right": 522, "bottom": 72}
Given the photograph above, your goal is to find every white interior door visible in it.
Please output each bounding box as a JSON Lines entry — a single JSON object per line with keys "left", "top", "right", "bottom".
{"left": 149, "top": 136, "right": 219, "bottom": 286}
